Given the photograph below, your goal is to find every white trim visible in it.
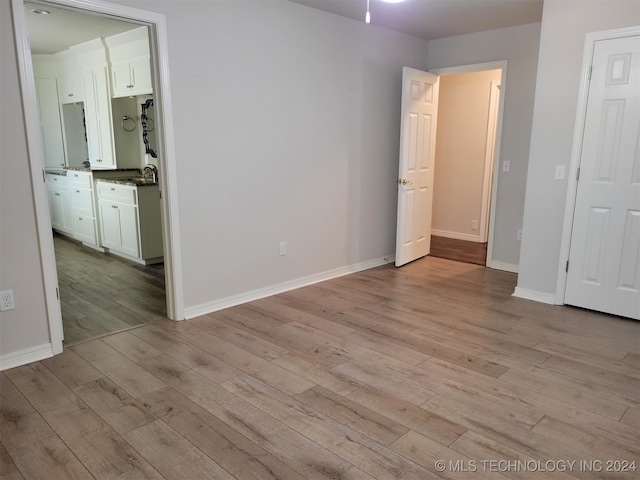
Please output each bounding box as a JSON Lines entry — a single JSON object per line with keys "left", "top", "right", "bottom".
{"left": 480, "top": 81, "right": 501, "bottom": 243}
{"left": 11, "top": 0, "right": 64, "bottom": 355}
{"left": 555, "top": 25, "right": 640, "bottom": 305}
{"left": 11, "top": 0, "right": 185, "bottom": 361}
{"left": 488, "top": 261, "right": 519, "bottom": 273}
{"left": 185, "top": 256, "right": 394, "bottom": 319}
{"left": 512, "top": 287, "right": 556, "bottom": 305}
{"left": 0, "top": 344, "right": 54, "bottom": 372}
{"left": 431, "top": 229, "right": 482, "bottom": 243}
{"left": 430, "top": 60, "right": 508, "bottom": 270}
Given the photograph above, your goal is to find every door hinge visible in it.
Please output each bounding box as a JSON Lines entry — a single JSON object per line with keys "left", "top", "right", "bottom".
{"left": 587, "top": 66, "right": 592, "bottom": 80}
{"left": 576, "top": 167, "right": 580, "bottom": 181}
{"left": 56, "top": 287, "right": 59, "bottom": 300}
{"left": 42, "top": 169, "right": 46, "bottom": 183}
{"left": 566, "top": 260, "right": 569, "bottom": 273}
{"left": 159, "top": 191, "right": 162, "bottom": 199}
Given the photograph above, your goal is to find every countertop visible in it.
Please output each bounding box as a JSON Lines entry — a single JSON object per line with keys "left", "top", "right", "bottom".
{"left": 96, "top": 178, "right": 158, "bottom": 187}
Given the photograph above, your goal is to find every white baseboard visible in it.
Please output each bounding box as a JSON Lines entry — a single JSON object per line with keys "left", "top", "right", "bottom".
{"left": 488, "top": 261, "right": 519, "bottom": 273}
{"left": 432, "top": 229, "right": 482, "bottom": 243}
{"left": 512, "top": 287, "right": 556, "bottom": 305}
{"left": 184, "top": 255, "right": 395, "bottom": 319}
{"left": 0, "top": 343, "right": 53, "bottom": 372}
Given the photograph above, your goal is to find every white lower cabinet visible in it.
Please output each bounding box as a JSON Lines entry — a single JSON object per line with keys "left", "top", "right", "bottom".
{"left": 97, "top": 181, "right": 163, "bottom": 264}
{"left": 99, "top": 199, "right": 139, "bottom": 258}
{"left": 67, "top": 170, "right": 98, "bottom": 247}
{"left": 46, "top": 174, "right": 73, "bottom": 235}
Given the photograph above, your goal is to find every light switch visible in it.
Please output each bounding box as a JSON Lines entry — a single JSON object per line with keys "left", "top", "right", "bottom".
{"left": 502, "top": 160, "right": 510, "bottom": 173}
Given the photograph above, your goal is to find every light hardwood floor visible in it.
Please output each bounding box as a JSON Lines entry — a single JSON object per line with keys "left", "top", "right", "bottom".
{"left": 429, "top": 235, "right": 487, "bottom": 265}
{"left": 54, "top": 233, "right": 166, "bottom": 345}
{"left": 1, "top": 257, "right": 639, "bottom": 479}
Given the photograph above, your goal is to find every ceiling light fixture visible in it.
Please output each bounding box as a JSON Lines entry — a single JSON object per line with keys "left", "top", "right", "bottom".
{"left": 31, "top": 9, "right": 50, "bottom": 14}
{"left": 366, "top": 0, "right": 406, "bottom": 24}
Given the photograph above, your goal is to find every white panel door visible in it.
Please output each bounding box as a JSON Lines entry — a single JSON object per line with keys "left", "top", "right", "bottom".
{"left": 565, "top": 35, "right": 640, "bottom": 320}
{"left": 395, "top": 67, "right": 439, "bottom": 266}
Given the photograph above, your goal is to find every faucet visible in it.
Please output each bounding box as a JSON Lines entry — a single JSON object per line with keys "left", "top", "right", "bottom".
{"left": 143, "top": 164, "right": 158, "bottom": 183}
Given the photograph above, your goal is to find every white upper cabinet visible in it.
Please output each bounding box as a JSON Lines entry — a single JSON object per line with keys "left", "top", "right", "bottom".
{"left": 83, "top": 63, "right": 116, "bottom": 169}
{"left": 58, "top": 71, "right": 84, "bottom": 104}
{"left": 105, "top": 27, "right": 153, "bottom": 98}
{"left": 111, "top": 56, "right": 152, "bottom": 97}
{"left": 35, "top": 78, "right": 66, "bottom": 169}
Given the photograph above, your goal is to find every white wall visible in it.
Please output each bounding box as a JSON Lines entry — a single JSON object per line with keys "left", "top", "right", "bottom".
{"left": 1, "top": 0, "right": 52, "bottom": 366}
{"left": 433, "top": 69, "right": 502, "bottom": 241}
{"left": 516, "top": 0, "right": 640, "bottom": 300}
{"left": 427, "top": 23, "right": 541, "bottom": 269}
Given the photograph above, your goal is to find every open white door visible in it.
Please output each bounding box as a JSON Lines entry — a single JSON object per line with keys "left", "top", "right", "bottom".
{"left": 395, "top": 67, "right": 439, "bottom": 267}
{"left": 564, "top": 34, "right": 640, "bottom": 320}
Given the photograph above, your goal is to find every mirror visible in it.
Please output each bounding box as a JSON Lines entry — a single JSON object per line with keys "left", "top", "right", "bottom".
{"left": 141, "top": 98, "right": 157, "bottom": 158}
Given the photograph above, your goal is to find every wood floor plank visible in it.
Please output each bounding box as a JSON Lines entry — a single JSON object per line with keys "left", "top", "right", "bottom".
{"left": 123, "top": 420, "right": 235, "bottom": 479}
{"left": 0, "top": 443, "right": 23, "bottom": 480}
{"left": 90, "top": 352, "right": 167, "bottom": 398}
{"left": 345, "top": 386, "right": 466, "bottom": 447}
{"left": 139, "top": 365, "right": 374, "bottom": 480}
{"left": 295, "top": 386, "right": 409, "bottom": 446}
{"left": 449, "top": 430, "right": 577, "bottom": 480}
{"left": 73, "top": 377, "right": 156, "bottom": 435}
{"left": 390, "top": 429, "right": 507, "bottom": 480}
{"left": 173, "top": 324, "right": 315, "bottom": 396}
{"left": 8, "top": 436, "right": 93, "bottom": 480}
{"left": 0, "top": 374, "right": 56, "bottom": 453}
{"left": 140, "top": 386, "right": 307, "bottom": 480}
{"left": 41, "top": 348, "right": 104, "bottom": 388}
{"left": 129, "top": 324, "right": 242, "bottom": 383}
{"left": 221, "top": 373, "right": 440, "bottom": 480}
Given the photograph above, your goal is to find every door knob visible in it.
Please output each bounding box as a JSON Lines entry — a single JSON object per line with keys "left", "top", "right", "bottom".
{"left": 398, "top": 178, "right": 412, "bottom": 185}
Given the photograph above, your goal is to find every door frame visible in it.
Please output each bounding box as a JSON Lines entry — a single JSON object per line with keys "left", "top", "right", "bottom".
{"left": 430, "top": 60, "right": 508, "bottom": 270}
{"left": 11, "top": 0, "right": 185, "bottom": 355}
{"left": 555, "top": 25, "right": 640, "bottom": 304}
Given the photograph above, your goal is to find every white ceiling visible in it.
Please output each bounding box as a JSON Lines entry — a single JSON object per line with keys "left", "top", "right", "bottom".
{"left": 24, "top": 1, "right": 139, "bottom": 54}
{"left": 24, "top": 0, "right": 544, "bottom": 55}
{"left": 290, "top": 0, "right": 543, "bottom": 41}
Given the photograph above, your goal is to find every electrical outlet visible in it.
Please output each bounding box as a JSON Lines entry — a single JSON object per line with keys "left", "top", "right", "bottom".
{"left": 279, "top": 241, "right": 287, "bottom": 256}
{"left": 0, "top": 290, "right": 15, "bottom": 311}
{"left": 517, "top": 229, "right": 523, "bottom": 241}
{"left": 471, "top": 220, "right": 479, "bottom": 230}
{"left": 555, "top": 165, "right": 565, "bottom": 180}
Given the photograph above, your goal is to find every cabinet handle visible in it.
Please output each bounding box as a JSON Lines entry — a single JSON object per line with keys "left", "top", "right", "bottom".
{"left": 78, "top": 217, "right": 83, "bottom": 221}
{"left": 68, "top": 93, "right": 73, "bottom": 97}
{"left": 76, "top": 189, "right": 80, "bottom": 193}
{"left": 110, "top": 187, "right": 116, "bottom": 191}
{"left": 54, "top": 192, "right": 60, "bottom": 196}
{"left": 97, "top": 159, "right": 102, "bottom": 163}
{"left": 111, "top": 205, "right": 118, "bottom": 209}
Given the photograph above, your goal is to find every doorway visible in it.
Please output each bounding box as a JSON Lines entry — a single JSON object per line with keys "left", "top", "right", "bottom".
{"left": 430, "top": 62, "right": 506, "bottom": 268}
{"left": 25, "top": 3, "right": 165, "bottom": 345}
{"left": 12, "top": 0, "right": 184, "bottom": 354}
{"left": 430, "top": 68, "right": 502, "bottom": 266}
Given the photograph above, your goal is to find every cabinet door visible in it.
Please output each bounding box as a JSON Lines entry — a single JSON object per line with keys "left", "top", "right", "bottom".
{"left": 118, "top": 203, "right": 140, "bottom": 258}
{"left": 110, "top": 60, "right": 132, "bottom": 98}
{"left": 48, "top": 188, "right": 73, "bottom": 234}
{"left": 83, "top": 65, "right": 115, "bottom": 168}
{"left": 111, "top": 57, "right": 152, "bottom": 97}
{"left": 99, "top": 199, "right": 122, "bottom": 250}
{"left": 73, "top": 215, "right": 97, "bottom": 245}
{"left": 129, "top": 56, "right": 152, "bottom": 95}
{"left": 70, "top": 187, "right": 94, "bottom": 217}
{"left": 36, "top": 79, "right": 66, "bottom": 168}
{"left": 59, "top": 72, "right": 83, "bottom": 104}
